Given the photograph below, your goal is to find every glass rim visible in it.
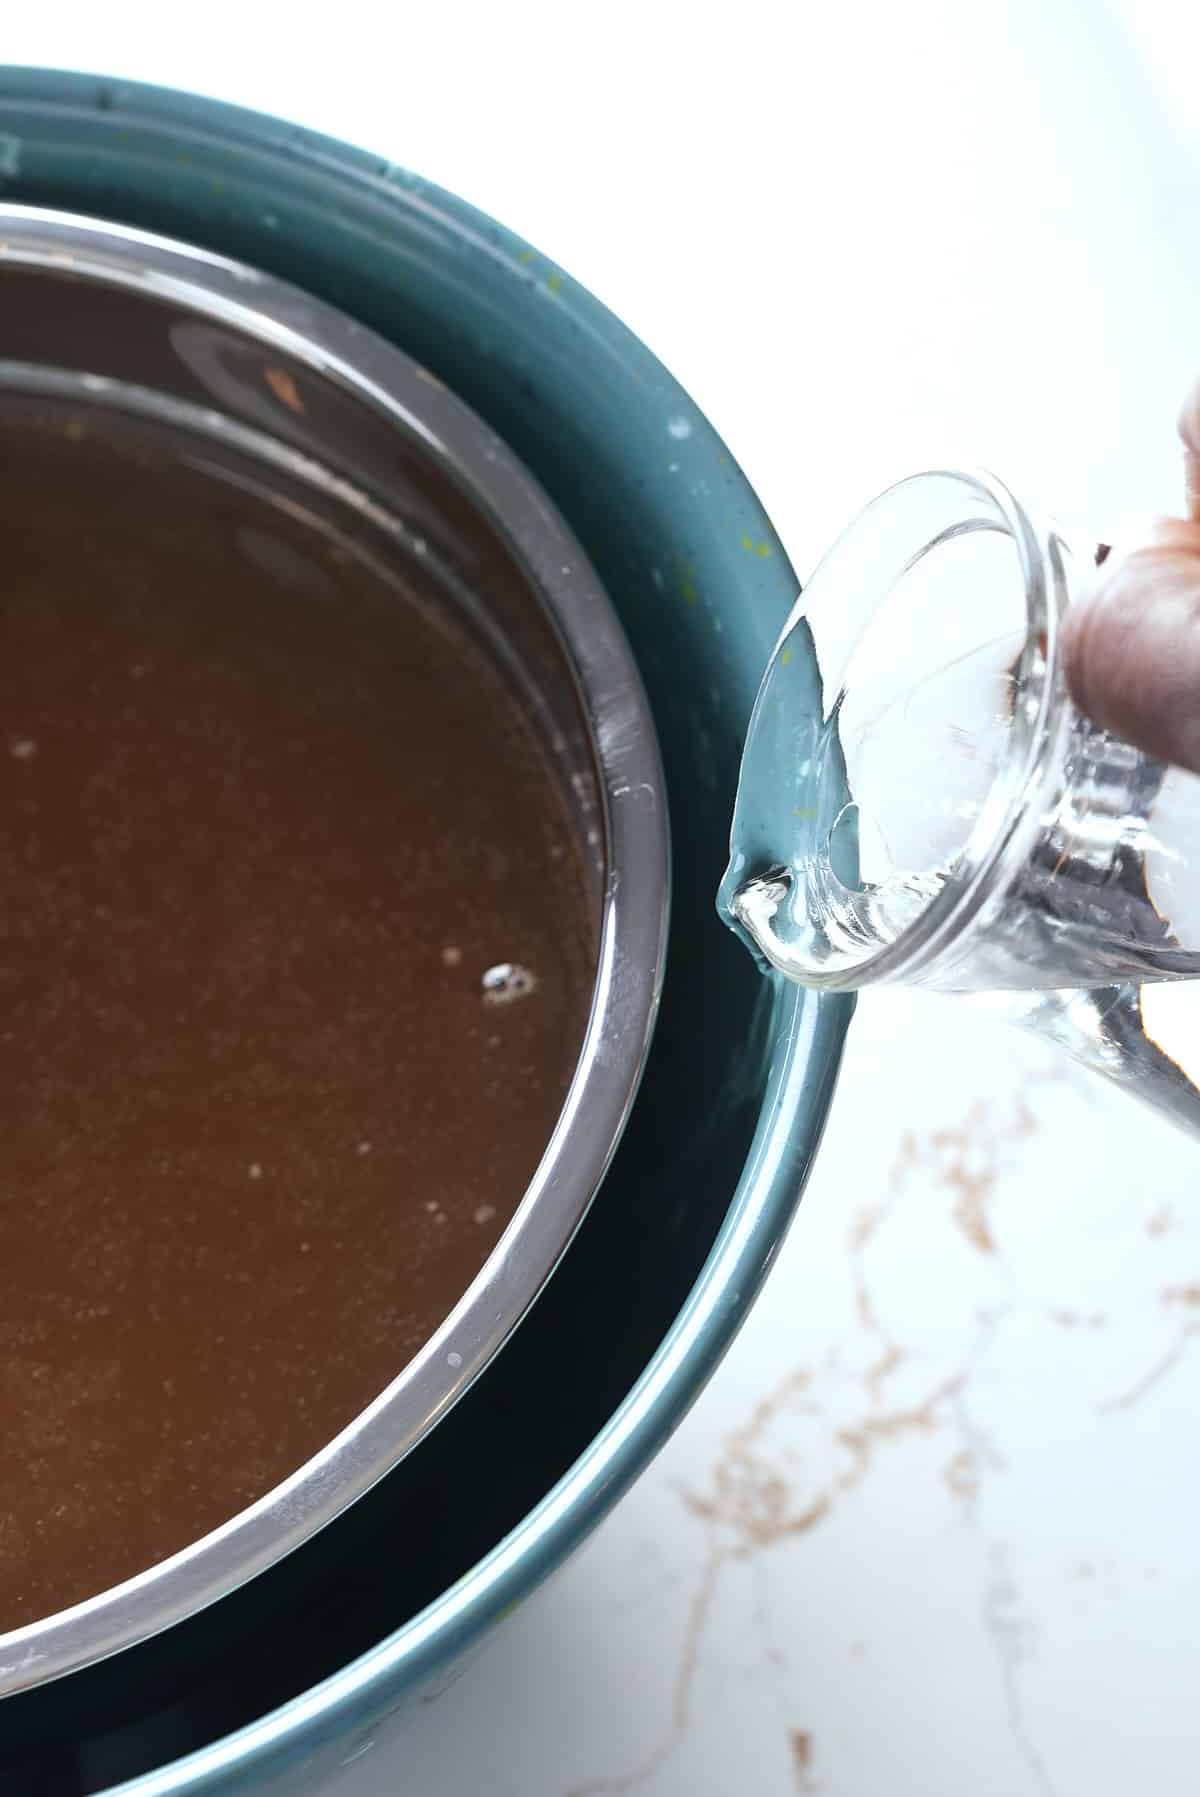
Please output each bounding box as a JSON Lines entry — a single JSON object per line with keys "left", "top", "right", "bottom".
{"left": 736, "top": 466, "right": 1069, "bottom": 993}
{"left": 854, "top": 467, "right": 1064, "bottom": 988}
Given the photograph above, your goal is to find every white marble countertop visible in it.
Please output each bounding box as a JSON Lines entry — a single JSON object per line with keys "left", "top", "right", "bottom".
{"left": 10, "top": 2, "right": 1200, "bottom": 1790}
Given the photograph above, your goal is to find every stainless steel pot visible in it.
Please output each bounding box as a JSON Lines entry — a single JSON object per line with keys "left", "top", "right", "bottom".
{"left": 0, "top": 206, "right": 668, "bottom": 1696}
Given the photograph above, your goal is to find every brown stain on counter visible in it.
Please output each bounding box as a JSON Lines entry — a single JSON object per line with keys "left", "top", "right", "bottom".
{"left": 1096, "top": 1283, "right": 1200, "bottom": 1412}
{"left": 943, "top": 1447, "right": 979, "bottom": 1502}
{"left": 684, "top": 1092, "right": 1048, "bottom": 1558}
{"left": 789, "top": 1729, "right": 814, "bottom": 1790}
{"left": 683, "top": 1371, "right": 832, "bottom": 1550}
{"left": 571, "top": 1087, "right": 1064, "bottom": 1797}
{"left": 935, "top": 1096, "right": 1035, "bottom": 1256}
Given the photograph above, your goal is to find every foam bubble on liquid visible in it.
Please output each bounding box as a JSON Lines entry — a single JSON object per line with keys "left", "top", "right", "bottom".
{"left": 481, "top": 962, "right": 538, "bottom": 1005}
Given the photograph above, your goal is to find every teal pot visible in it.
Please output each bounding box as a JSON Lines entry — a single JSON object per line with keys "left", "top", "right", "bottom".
{"left": 0, "top": 70, "right": 852, "bottom": 1795}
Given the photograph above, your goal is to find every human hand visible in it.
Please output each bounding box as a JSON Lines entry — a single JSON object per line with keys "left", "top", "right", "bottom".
{"left": 1063, "top": 380, "right": 1200, "bottom": 774}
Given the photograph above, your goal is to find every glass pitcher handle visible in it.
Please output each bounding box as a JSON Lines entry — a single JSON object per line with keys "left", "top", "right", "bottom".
{"left": 977, "top": 983, "right": 1200, "bottom": 1138}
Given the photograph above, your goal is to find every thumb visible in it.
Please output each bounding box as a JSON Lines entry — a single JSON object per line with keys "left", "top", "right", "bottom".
{"left": 1061, "top": 517, "right": 1200, "bottom": 775}
{"left": 1062, "top": 375, "right": 1200, "bottom": 775}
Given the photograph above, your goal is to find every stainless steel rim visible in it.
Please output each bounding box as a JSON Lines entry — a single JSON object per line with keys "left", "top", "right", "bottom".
{"left": 0, "top": 206, "right": 669, "bottom": 1696}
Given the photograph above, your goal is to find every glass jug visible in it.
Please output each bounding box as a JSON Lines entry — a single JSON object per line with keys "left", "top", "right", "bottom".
{"left": 720, "top": 469, "right": 1200, "bottom": 1137}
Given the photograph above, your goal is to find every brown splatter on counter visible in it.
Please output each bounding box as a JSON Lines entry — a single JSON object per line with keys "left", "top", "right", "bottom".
{"left": 789, "top": 1728, "right": 813, "bottom": 1788}
{"left": 943, "top": 1447, "right": 979, "bottom": 1502}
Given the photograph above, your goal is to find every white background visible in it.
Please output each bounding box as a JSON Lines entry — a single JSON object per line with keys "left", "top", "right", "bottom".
{"left": 8, "top": 4, "right": 1200, "bottom": 1792}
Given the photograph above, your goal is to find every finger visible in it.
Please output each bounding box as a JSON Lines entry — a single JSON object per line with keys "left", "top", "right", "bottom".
{"left": 1061, "top": 518, "right": 1200, "bottom": 774}
{"left": 1178, "top": 374, "right": 1200, "bottom": 520}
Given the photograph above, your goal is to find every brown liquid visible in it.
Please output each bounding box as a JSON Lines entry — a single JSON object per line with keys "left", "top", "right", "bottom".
{"left": 0, "top": 412, "right": 595, "bottom": 1628}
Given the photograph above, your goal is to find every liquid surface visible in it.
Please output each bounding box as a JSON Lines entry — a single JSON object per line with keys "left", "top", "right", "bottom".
{"left": 0, "top": 413, "right": 595, "bottom": 1628}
